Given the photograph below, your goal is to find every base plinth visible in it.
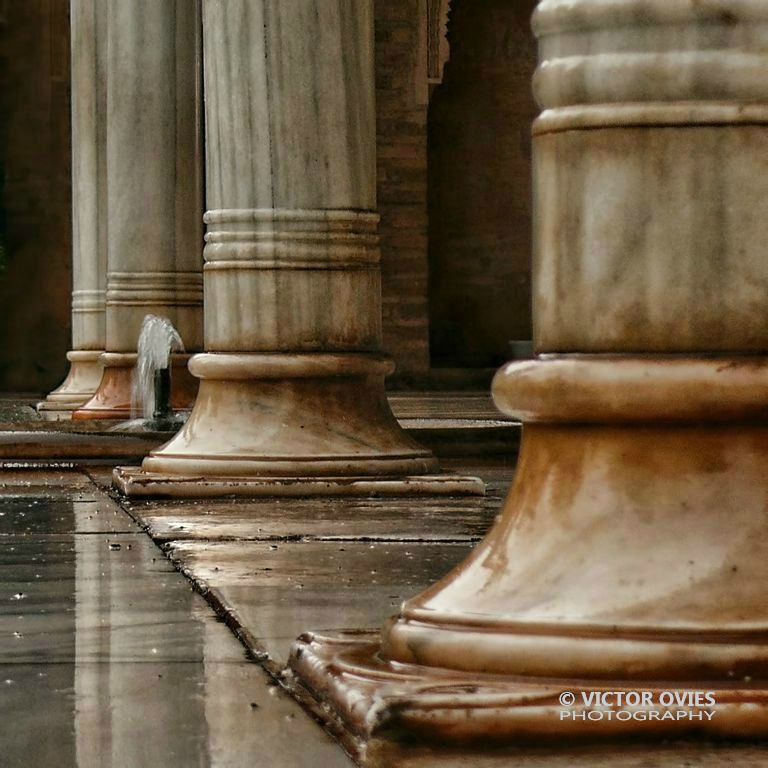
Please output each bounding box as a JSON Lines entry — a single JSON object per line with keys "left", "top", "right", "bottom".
{"left": 73, "top": 353, "right": 198, "bottom": 420}
{"left": 289, "top": 631, "right": 768, "bottom": 751}
{"left": 113, "top": 466, "right": 484, "bottom": 498}
{"left": 37, "top": 351, "right": 104, "bottom": 420}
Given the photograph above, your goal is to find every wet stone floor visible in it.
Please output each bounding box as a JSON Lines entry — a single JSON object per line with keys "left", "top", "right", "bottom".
{"left": 0, "top": 460, "right": 514, "bottom": 767}
{"left": 0, "top": 468, "right": 357, "bottom": 768}
{"left": 5, "top": 462, "right": 768, "bottom": 767}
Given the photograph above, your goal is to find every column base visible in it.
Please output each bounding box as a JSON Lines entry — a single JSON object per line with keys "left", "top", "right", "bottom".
{"left": 289, "top": 631, "right": 768, "bottom": 750}
{"left": 73, "top": 352, "right": 198, "bottom": 421}
{"left": 36, "top": 351, "right": 104, "bottom": 420}
{"left": 114, "top": 352, "right": 484, "bottom": 497}
{"left": 289, "top": 357, "right": 768, "bottom": 745}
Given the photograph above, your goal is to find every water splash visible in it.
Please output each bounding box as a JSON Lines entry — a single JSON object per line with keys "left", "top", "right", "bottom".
{"left": 131, "top": 315, "right": 184, "bottom": 420}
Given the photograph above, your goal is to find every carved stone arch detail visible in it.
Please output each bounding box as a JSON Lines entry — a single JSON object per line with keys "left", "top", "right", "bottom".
{"left": 427, "top": 0, "right": 450, "bottom": 82}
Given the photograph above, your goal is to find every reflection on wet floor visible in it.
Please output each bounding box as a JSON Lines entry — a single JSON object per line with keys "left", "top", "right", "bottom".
{"left": 0, "top": 461, "right": 515, "bottom": 767}
{"left": 0, "top": 470, "right": 354, "bottom": 768}
{"left": 163, "top": 539, "right": 479, "bottom": 668}
{"left": 119, "top": 459, "right": 511, "bottom": 672}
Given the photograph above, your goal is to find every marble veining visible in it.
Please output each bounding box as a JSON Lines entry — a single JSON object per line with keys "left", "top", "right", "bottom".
{"left": 104, "top": 0, "right": 203, "bottom": 352}
{"left": 115, "top": 0, "right": 468, "bottom": 493}
{"left": 288, "top": 0, "right": 768, "bottom": 749}
{"left": 202, "top": 0, "right": 375, "bottom": 212}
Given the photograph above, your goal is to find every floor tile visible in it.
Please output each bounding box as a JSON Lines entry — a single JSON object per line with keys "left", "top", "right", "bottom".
{"left": 165, "top": 539, "right": 476, "bottom": 666}
{"left": 0, "top": 498, "right": 139, "bottom": 535}
{"left": 0, "top": 534, "right": 208, "bottom": 663}
{"left": 124, "top": 460, "right": 513, "bottom": 544}
{"left": 132, "top": 495, "right": 500, "bottom": 543}
{"left": 0, "top": 469, "right": 93, "bottom": 488}
{"left": 367, "top": 743, "right": 768, "bottom": 768}
{"left": 387, "top": 393, "right": 508, "bottom": 420}
{"left": 0, "top": 485, "right": 104, "bottom": 501}
{"left": 0, "top": 522, "right": 354, "bottom": 766}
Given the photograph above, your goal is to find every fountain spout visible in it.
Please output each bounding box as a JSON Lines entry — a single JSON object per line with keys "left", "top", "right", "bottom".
{"left": 152, "top": 367, "right": 173, "bottom": 425}
{"left": 132, "top": 314, "right": 185, "bottom": 426}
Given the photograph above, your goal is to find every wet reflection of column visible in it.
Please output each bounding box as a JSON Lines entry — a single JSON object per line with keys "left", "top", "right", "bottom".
{"left": 73, "top": 501, "right": 112, "bottom": 766}
{"left": 73, "top": 0, "right": 203, "bottom": 420}
{"left": 73, "top": 502, "right": 206, "bottom": 766}
{"left": 38, "top": 0, "right": 107, "bottom": 419}
{"left": 198, "top": 603, "right": 255, "bottom": 763}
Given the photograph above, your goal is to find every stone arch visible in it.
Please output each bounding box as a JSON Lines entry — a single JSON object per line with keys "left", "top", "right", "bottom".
{"left": 427, "top": 0, "right": 538, "bottom": 368}
{"left": 427, "top": 0, "right": 450, "bottom": 83}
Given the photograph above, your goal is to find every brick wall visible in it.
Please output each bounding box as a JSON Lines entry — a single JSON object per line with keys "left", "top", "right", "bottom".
{"left": 0, "top": 0, "right": 72, "bottom": 393}
{"left": 374, "top": 0, "right": 431, "bottom": 379}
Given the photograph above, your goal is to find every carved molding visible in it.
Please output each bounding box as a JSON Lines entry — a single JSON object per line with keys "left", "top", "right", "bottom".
{"left": 427, "top": 0, "right": 450, "bottom": 82}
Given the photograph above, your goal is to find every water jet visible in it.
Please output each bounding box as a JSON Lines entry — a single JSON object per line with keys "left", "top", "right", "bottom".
{"left": 110, "top": 315, "right": 189, "bottom": 433}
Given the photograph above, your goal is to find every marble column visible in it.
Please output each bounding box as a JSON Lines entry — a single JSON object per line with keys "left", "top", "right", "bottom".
{"left": 114, "top": 0, "right": 482, "bottom": 497}
{"left": 291, "top": 0, "right": 768, "bottom": 749}
{"left": 37, "top": 0, "right": 107, "bottom": 420}
{"left": 73, "top": 0, "right": 203, "bottom": 420}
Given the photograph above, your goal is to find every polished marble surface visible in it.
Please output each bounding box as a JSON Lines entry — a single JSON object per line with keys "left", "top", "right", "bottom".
{"left": 387, "top": 393, "right": 509, "bottom": 421}
{"left": 0, "top": 499, "right": 133, "bottom": 535}
{"left": 126, "top": 497, "right": 499, "bottom": 543}
{"left": 367, "top": 743, "right": 768, "bottom": 768}
{"left": 120, "top": 459, "right": 513, "bottom": 668}
{"left": 165, "top": 540, "right": 477, "bottom": 668}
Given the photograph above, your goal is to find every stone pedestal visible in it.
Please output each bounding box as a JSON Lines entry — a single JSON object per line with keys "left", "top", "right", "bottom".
{"left": 38, "top": 0, "right": 107, "bottom": 420}
{"left": 73, "top": 0, "right": 203, "bottom": 421}
{"left": 290, "top": 0, "right": 768, "bottom": 753}
{"left": 113, "top": 0, "right": 482, "bottom": 498}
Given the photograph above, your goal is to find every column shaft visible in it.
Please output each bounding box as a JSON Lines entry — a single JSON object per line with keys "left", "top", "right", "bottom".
{"left": 38, "top": 0, "right": 107, "bottom": 419}
{"left": 74, "top": 0, "right": 204, "bottom": 420}
{"left": 201, "top": 0, "right": 379, "bottom": 355}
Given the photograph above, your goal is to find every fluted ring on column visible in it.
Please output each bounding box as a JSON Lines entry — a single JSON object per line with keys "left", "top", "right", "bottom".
{"left": 203, "top": 209, "right": 383, "bottom": 351}
{"left": 533, "top": 0, "right": 768, "bottom": 117}
{"left": 203, "top": 208, "right": 380, "bottom": 269}
{"left": 106, "top": 271, "right": 203, "bottom": 306}
{"left": 72, "top": 289, "right": 107, "bottom": 314}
